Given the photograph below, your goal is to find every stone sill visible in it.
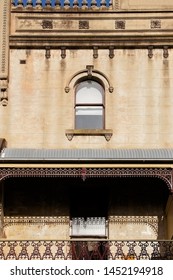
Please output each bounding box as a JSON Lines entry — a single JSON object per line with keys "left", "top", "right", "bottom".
{"left": 65, "top": 129, "right": 113, "bottom": 141}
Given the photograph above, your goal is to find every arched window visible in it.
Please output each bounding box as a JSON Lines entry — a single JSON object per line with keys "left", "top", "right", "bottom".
{"left": 75, "top": 80, "right": 104, "bottom": 129}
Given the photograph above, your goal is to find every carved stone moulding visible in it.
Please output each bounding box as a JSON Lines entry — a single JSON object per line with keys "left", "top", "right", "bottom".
{"left": 0, "top": 79, "right": 8, "bottom": 106}
{"left": 114, "top": 0, "right": 120, "bottom": 10}
{"left": 0, "top": 167, "right": 172, "bottom": 192}
{"left": 65, "top": 65, "right": 114, "bottom": 94}
{"left": 0, "top": 0, "right": 10, "bottom": 106}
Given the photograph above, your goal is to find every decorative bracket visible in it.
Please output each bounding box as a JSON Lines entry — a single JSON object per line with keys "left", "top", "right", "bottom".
{"left": 163, "top": 46, "right": 169, "bottom": 59}
{"left": 109, "top": 47, "right": 114, "bottom": 59}
{"left": 148, "top": 46, "right": 153, "bottom": 59}
{"left": 45, "top": 47, "right": 51, "bottom": 59}
{"left": 61, "top": 47, "right": 66, "bottom": 59}
{"left": 93, "top": 47, "right": 98, "bottom": 59}
{"left": 86, "top": 65, "right": 94, "bottom": 78}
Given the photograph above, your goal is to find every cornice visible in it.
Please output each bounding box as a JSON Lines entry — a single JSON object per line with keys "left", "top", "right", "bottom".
{"left": 9, "top": 11, "right": 173, "bottom": 48}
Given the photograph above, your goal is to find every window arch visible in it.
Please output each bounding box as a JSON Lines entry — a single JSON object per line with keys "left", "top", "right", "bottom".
{"left": 75, "top": 80, "right": 105, "bottom": 129}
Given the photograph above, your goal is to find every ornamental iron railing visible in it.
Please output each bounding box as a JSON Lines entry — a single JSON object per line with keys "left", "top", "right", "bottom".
{"left": 11, "top": 0, "right": 112, "bottom": 9}
{"left": 0, "top": 240, "right": 173, "bottom": 260}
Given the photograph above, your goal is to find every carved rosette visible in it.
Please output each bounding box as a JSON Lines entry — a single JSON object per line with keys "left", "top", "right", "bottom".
{"left": 115, "top": 20, "right": 126, "bottom": 30}
{"left": 151, "top": 19, "right": 161, "bottom": 29}
{"left": 41, "top": 20, "right": 53, "bottom": 30}
{"left": 0, "top": 0, "right": 10, "bottom": 106}
{"left": 79, "top": 20, "right": 89, "bottom": 30}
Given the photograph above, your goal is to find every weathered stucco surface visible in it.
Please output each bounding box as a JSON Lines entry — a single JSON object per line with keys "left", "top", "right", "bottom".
{"left": 1, "top": 48, "right": 173, "bottom": 149}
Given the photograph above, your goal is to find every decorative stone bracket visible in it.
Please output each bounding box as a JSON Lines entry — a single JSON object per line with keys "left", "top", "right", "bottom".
{"left": 148, "top": 46, "right": 153, "bottom": 59}
{"left": 163, "top": 46, "right": 169, "bottom": 59}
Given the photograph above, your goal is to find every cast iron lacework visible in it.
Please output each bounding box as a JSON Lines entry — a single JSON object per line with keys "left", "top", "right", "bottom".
{"left": 12, "top": 0, "right": 112, "bottom": 8}
{"left": 0, "top": 167, "right": 173, "bottom": 192}
{"left": 4, "top": 216, "right": 69, "bottom": 227}
{"left": 0, "top": 240, "right": 173, "bottom": 260}
{"left": 109, "top": 216, "right": 158, "bottom": 236}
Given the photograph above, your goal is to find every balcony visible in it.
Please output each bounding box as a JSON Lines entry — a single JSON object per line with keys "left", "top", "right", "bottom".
{"left": 0, "top": 240, "right": 173, "bottom": 260}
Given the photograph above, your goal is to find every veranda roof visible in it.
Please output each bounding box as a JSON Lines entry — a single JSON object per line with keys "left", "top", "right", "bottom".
{"left": 1, "top": 148, "right": 173, "bottom": 162}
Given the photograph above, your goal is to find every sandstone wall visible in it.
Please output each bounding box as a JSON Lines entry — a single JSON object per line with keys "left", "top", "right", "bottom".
{"left": 0, "top": 48, "right": 172, "bottom": 149}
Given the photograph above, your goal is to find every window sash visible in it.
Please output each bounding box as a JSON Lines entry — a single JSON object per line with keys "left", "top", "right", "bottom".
{"left": 75, "top": 106, "right": 104, "bottom": 129}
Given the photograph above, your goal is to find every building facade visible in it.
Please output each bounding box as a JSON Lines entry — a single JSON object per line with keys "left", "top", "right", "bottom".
{"left": 0, "top": 0, "right": 173, "bottom": 259}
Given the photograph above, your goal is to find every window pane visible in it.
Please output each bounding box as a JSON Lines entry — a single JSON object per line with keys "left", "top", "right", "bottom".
{"left": 76, "top": 115, "right": 103, "bottom": 129}
{"left": 76, "top": 107, "right": 103, "bottom": 129}
{"left": 76, "top": 80, "right": 103, "bottom": 104}
{"left": 76, "top": 107, "right": 103, "bottom": 115}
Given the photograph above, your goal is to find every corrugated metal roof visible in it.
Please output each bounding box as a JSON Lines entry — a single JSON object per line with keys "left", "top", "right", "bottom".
{"left": 1, "top": 148, "right": 173, "bottom": 161}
